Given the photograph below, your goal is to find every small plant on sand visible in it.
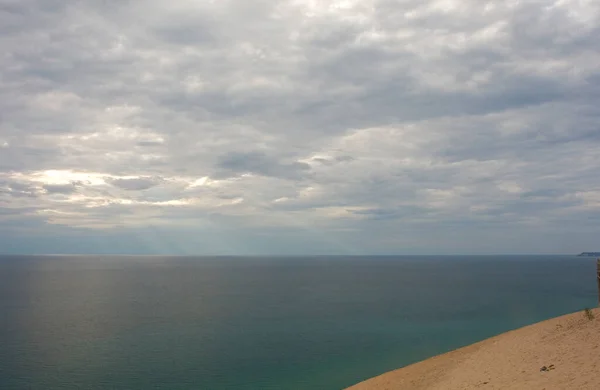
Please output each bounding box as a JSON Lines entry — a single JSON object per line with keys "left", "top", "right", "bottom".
{"left": 584, "top": 308, "right": 595, "bottom": 321}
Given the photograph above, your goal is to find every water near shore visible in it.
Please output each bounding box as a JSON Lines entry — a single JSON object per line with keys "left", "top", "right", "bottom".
{"left": 0, "top": 255, "right": 595, "bottom": 389}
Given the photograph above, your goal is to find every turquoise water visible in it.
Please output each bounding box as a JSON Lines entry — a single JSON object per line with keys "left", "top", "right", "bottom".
{"left": 0, "top": 255, "right": 596, "bottom": 389}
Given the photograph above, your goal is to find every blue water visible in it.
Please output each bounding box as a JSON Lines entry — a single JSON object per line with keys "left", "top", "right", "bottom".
{"left": 0, "top": 255, "right": 596, "bottom": 389}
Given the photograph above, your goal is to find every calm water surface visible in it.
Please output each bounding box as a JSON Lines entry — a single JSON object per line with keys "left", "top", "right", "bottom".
{"left": 0, "top": 255, "right": 596, "bottom": 389}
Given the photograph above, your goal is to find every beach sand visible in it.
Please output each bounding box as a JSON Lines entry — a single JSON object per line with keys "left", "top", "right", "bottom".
{"left": 346, "top": 308, "right": 600, "bottom": 390}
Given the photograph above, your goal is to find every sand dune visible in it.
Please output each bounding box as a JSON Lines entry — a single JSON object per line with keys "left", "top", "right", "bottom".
{"left": 346, "top": 308, "right": 600, "bottom": 390}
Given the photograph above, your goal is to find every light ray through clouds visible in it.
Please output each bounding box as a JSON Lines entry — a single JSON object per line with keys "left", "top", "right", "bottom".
{"left": 0, "top": 0, "right": 599, "bottom": 254}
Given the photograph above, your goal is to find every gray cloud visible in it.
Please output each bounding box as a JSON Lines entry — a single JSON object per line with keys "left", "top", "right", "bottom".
{"left": 43, "top": 183, "right": 77, "bottom": 194}
{"left": 0, "top": 0, "right": 599, "bottom": 254}
{"left": 215, "top": 151, "right": 311, "bottom": 180}
{"left": 107, "top": 177, "right": 163, "bottom": 191}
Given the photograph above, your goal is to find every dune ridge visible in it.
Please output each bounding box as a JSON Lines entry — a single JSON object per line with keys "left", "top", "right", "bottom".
{"left": 346, "top": 308, "right": 600, "bottom": 390}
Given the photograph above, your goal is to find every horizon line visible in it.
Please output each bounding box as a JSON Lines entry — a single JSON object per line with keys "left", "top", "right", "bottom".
{"left": 0, "top": 253, "right": 584, "bottom": 257}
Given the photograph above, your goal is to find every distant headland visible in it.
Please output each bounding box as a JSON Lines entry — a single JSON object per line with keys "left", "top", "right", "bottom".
{"left": 577, "top": 252, "right": 600, "bottom": 257}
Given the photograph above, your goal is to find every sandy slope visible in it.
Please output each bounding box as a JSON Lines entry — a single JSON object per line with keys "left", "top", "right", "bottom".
{"left": 346, "top": 308, "right": 600, "bottom": 390}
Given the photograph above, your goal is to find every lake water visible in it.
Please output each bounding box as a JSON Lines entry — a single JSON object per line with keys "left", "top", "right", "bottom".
{"left": 0, "top": 255, "right": 596, "bottom": 389}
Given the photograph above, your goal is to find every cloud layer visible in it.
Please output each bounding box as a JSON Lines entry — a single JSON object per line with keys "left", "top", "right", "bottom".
{"left": 1, "top": 0, "right": 600, "bottom": 254}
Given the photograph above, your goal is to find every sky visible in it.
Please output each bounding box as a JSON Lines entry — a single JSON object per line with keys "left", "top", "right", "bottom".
{"left": 0, "top": 0, "right": 599, "bottom": 255}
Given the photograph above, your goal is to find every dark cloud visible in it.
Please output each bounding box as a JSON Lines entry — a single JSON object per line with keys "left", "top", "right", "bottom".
{"left": 0, "top": 181, "right": 39, "bottom": 198}
{"left": 351, "top": 207, "right": 428, "bottom": 221}
{"left": 215, "top": 151, "right": 311, "bottom": 180}
{"left": 43, "top": 183, "right": 77, "bottom": 194}
{"left": 136, "top": 140, "right": 164, "bottom": 147}
{"left": 107, "top": 177, "right": 163, "bottom": 191}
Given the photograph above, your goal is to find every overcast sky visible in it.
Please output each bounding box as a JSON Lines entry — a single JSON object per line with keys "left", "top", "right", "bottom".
{"left": 1, "top": 0, "right": 599, "bottom": 255}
